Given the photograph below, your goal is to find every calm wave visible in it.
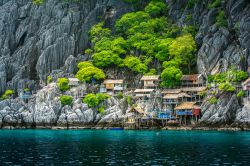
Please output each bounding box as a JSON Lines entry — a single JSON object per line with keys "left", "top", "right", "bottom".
{"left": 0, "top": 130, "right": 250, "bottom": 165}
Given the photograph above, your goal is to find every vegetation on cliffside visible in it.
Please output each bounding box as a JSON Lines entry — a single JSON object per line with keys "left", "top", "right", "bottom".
{"left": 76, "top": 0, "right": 198, "bottom": 88}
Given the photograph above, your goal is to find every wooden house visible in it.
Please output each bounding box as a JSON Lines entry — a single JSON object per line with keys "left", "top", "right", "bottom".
{"left": 181, "top": 74, "right": 204, "bottom": 87}
{"left": 174, "top": 102, "right": 201, "bottom": 124}
{"left": 134, "top": 89, "right": 155, "bottom": 100}
{"left": 242, "top": 77, "right": 250, "bottom": 101}
{"left": 102, "top": 79, "right": 124, "bottom": 94}
{"left": 141, "top": 75, "right": 160, "bottom": 89}
{"left": 162, "top": 89, "right": 191, "bottom": 108}
{"left": 181, "top": 87, "right": 207, "bottom": 105}
{"left": 68, "top": 78, "right": 80, "bottom": 87}
{"left": 126, "top": 107, "right": 145, "bottom": 129}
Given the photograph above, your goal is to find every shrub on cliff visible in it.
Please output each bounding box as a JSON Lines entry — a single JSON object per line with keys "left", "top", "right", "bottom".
{"left": 219, "top": 82, "right": 236, "bottom": 92}
{"left": 32, "top": 0, "right": 44, "bottom": 5}
{"left": 209, "top": 97, "right": 218, "bottom": 104}
{"left": 57, "top": 78, "right": 70, "bottom": 91}
{"left": 0, "top": 89, "right": 14, "bottom": 100}
{"left": 216, "top": 10, "right": 227, "bottom": 27}
{"left": 76, "top": 61, "right": 105, "bottom": 83}
{"left": 83, "top": 93, "right": 110, "bottom": 108}
{"left": 60, "top": 95, "right": 73, "bottom": 106}
{"left": 76, "top": 65, "right": 105, "bottom": 83}
{"left": 145, "top": 0, "right": 167, "bottom": 17}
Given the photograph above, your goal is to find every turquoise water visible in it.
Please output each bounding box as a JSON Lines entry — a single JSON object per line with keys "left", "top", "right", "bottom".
{"left": 0, "top": 130, "right": 250, "bottom": 165}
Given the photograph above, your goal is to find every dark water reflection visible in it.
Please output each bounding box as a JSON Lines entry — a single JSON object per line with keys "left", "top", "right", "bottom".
{"left": 0, "top": 130, "right": 250, "bottom": 165}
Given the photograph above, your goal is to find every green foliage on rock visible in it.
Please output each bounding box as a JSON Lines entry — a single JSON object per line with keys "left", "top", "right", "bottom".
{"left": 208, "top": 0, "right": 221, "bottom": 9}
{"left": 0, "top": 89, "right": 14, "bottom": 100}
{"left": 237, "top": 90, "right": 245, "bottom": 98}
{"left": 84, "top": 49, "right": 93, "bottom": 55}
{"left": 116, "top": 92, "right": 124, "bottom": 99}
{"left": 92, "top": 50, "right": 124, "bottom": 68}
{"left": 98, "top": 105, "right": 105, "bottom": 114}
{"left": 47, "top": 76, "right": 53, "bottom": 84}
{"left": 57, "top": 78, "right": 70, "bottom": 91}
{"left": 76, "top": 62, "right": 105, "bottom": 83}
{"left": 209, "top": 68, "right": 248, "bottom": 83}
{"left": 77, "top": 61, "right": 94, "bottom": 69}
{"left": 85, "top": 0, "right": 197, "bottom": 86}
{"left": 219, "top": 82, "right": 236, "bottom": 92}
{"left": 89, "top": 22, "right": 112, "bottom": 43}
{"left": 146, "top": 68, "right": 157, "bottom": 75}
{"left": 216, "top": 10, "right": 227, "bottom": 27}
{"left": 60, "top": 95, "right": 73, "bottom": 106}
{"left": 161, "top": 66, "right": 182, "bottom": 88}
{"left": 209, "top": 96, "right": 218, "bottom": 104}
{"left": 187, "top": 0, "right": 196, "bottom": 9}
{"left": 115, "top": 11, "right": 150, "bottom": 35}
{"left": 144, "top": 0, "right": 167, "bottom": 17}
{"left": 154, "top": 38, "right": 173, "bottom": 61}
{"left": 126, "top": 96, "right": 133, "bottom": 106}
{"left": 124, "top": 56, "right": 148, "bottom": 73}
{"left": 83, "top": 93, "right": 110, "bottom": 108}
{"left": 169, "top": 34, "right": 197, "bottom": 73}
{"left": 32, "top": 0, "right": 44, "bottom": 5}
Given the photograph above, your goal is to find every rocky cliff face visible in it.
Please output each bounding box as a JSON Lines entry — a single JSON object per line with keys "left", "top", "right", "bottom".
{"left": 0, "top": 0, "right": 250, "bottom": 128}
{"left": 0, "top": 0, "right": 132, "bottom": 93}
{"left": 167, "top": 0, "right": 250, "bottom": 75}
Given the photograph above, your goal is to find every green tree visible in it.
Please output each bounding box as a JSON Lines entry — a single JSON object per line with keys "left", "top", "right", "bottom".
{"left": 60, "top": 95, "right": 73, "bottom": 106}
{"left": 162, "top": 60, "right": 180, "bottom": 69}
{"left": 76, "top": 66, "right": 106, "bottom": 83}
{"left": 57, "top": 78, "right": 70, "bottom": 91}
{"left": 115, "top": 11, "right": 150, "bottom": 35}
{"left": 144, "top": 0, "right": 167, "bottom": 17}
{"left": 92, "top": 50, "right": 123, "bottom": 68}
{"left": 89, "top": 22, "right": 112, "bottom": 43}
{"left": 77, "top": 61, "right": 94, "bottom": 69}
{"left": 123, "top": 56, "right": 148, "bottom": 73}
{"left": 169, "top": 34, "right": 197, "bottom": 74}
{"left": 154, "top": 38, "right": 173, "bottom": 61}
{"left": 161, "top": 66, "right": 183, "bottom": 88}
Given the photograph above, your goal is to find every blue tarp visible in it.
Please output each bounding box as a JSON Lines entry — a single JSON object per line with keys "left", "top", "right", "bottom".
{"left": 176, "top": 111, "right": 193, "bottom": 116}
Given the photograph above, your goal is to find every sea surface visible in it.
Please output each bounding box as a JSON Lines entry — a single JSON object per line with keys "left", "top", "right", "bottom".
{"left": 0, "top": 130, "right": 250, "bottom": 165}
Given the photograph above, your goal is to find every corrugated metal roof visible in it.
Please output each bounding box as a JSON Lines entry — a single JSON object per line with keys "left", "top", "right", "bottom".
{"left": 141, "top": 75, "right": 160, "bottom": 81}
{"left": 163, "top": 93, "right": 191, "bottom": 99}
{"left": 103, "top": 79, "right": 124, "bottom": 84}
{"left": 162, "top": 89, "right": 182, "bottom": 94}
{"left": 181, "top": 74, "right": 201, "bottom": 81}
{"left": 182, "top": 87, "right": 207, "bottom": 92}
{"left": 134, "top": 89, "right": 155, "bottom": 93}
{"left": 174, "top": 102, "right": 196, "bottom": 110}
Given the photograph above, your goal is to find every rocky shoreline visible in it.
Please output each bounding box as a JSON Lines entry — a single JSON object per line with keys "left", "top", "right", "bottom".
{"left": 1, "top": 124, "right": 250, "bottom": 132}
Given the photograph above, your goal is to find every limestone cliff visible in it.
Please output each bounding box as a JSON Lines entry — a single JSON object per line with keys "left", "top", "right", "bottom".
{"left": 0, "top": 0, "right": 250, "bottom": 128}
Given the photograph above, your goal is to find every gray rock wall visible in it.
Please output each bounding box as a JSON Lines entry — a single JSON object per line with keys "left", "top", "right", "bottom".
{"left": 167, "top": 0, "right": 250, "bottom": 75}
{"left": 0, "top": 0, "right": 132, "bottom": 93}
